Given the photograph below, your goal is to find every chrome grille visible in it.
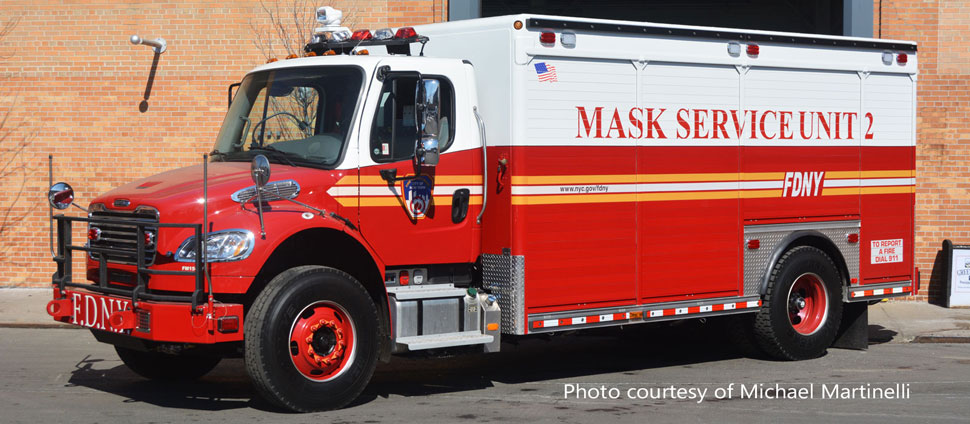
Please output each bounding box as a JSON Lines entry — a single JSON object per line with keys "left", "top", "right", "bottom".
{"left": 231, "top": 179, "right": 301, "bottom": 203}
{"left": 89, "top": 208, "right": 159, "bottom": 266}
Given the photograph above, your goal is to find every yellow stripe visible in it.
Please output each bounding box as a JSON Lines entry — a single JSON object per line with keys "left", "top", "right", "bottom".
{"left": 740, "top": 172, "right": 787, "bottom": 181}
{"left": 337, "top": 175, "right": 483, "bottom": 186}
{"left": 512, "top": 175, "right": 637, "bottom": 185}
{"left": 822, "top": 188, "right": 860, "bottom": 196}
{"left": 861, "top": 186, "right": 915, "bottom": 195}
{"left": 861, "top": 170, "right": 915, "bottom": 178}
{"left": 344, "top": 170, "right": 913, "bottom": 187}
{"left": 354, "top": 195, "right": 484, "bottom": 207}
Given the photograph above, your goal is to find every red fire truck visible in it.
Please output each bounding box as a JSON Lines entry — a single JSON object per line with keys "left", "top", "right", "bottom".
{"left": 45, "top": 8, "right": 917, "bottom": 412}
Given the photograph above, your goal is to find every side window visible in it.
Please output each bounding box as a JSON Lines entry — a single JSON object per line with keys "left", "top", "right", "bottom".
{"left": 371, "top": 76, "right": 454, "bottom": 162}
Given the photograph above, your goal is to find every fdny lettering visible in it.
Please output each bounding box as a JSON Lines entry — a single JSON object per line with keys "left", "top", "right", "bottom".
{"left": 70, "top": 292, "right": 132, "bottom": 333}
{"left": 577, "top": 107, "right": 868, "bottom": 141}
{"left": 782, "top": 172, "right": 825, "bottom": 197}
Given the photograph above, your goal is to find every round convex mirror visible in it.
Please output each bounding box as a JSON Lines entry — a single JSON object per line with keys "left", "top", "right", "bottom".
{"left": 48, "top": 182, "right": 74, "bottom": 210}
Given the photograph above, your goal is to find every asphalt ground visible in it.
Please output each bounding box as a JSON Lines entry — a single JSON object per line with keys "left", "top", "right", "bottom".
{"left": 1, "top": 320, "right": 969, "bottom": 424}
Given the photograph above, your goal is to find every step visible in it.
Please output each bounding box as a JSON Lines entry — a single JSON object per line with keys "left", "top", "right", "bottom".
{"left": 395, "top": 331, "right": 494, "bottom": 351}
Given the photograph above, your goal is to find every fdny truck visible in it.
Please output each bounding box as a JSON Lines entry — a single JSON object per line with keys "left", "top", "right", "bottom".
{"left": 44, "top": 8, "right": 918, "bottom": 412}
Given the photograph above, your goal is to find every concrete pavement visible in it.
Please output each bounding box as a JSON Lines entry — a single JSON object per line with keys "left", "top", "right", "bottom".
{"left": 2, "top": 287, "right": 968, "bottom": 342}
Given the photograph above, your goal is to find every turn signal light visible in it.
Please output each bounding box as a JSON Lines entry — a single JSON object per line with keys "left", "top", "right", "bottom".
{"left": 395, "top": 27, "right": 418, "bottom": 39}
{"left": 218, "top": 316, "right": 240, "bottom": 333}
{"left": 88, "top": 227, "right": 102, "bottom": 241}
{"left": 540, "top": 32, "right": 555, "bottom": 44}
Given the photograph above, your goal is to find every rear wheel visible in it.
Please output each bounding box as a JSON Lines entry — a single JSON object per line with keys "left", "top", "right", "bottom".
{"left": 245, "top": 266, "right": 379, "bottom": 412}
{"left": 115, "top": 346, "right": 220, "bottom": 381}
{"left": 753, "top": 246, "right": 843, "bottom": 360}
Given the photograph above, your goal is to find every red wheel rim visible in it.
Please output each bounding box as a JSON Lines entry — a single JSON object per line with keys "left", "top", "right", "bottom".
{"left": 289, "top": 301, "right": 356, "bottom": 381}
{"left": 788, "top": 273, "right": 828, "bottom": 335}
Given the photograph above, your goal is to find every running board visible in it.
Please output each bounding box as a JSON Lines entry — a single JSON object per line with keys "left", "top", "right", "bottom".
{"left": 528, "top": 296, "right": 763, "bottom": 334}
{"left": 395, "top": 332, "right": 494, "bottom": 351}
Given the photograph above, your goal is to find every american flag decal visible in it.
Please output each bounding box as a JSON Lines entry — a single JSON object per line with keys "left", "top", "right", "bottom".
{"left": 534, "top": 62, "right": 558, "bottom": 82}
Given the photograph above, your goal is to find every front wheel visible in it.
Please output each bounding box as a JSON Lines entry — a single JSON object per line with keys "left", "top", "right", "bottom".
{"left": 753, "top": 246, "right": 843, "bottom": 360}
{"left": 245, "top": 266, "right": 380, "bottom": 412}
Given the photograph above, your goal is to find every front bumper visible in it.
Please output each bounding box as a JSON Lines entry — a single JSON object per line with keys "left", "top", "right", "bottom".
{"left": 50, "top": 214, "right": 243, "bottom": 344}
{"left": 48, "top": 287, "right": 244, "bottom": 343}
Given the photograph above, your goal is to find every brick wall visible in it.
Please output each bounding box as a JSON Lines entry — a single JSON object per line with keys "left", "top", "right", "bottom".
{"left": 1, "top": 1, "right": 965, "bottom": 303}
{"left": 874, "top": 0, "right": 969, "bottom": 302}
{"left": 0, "top": 0, "right": 445, "bottom": 287}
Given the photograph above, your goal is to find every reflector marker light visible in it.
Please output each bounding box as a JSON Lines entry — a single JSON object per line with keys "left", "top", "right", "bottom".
{"left": 218, "top": 316, "right": 240, "bottom": 333}
{"left": 540, "top": 31, "right": 555, "bottom": 44}
{"left": 847, "top": 233, "right": 859, "bottom": 243}
{"left": 747, "top": 239, "right": 760, "bottom": 249}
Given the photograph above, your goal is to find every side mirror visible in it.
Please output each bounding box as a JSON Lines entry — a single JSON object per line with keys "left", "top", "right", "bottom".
{"left": 48, "top": 182, "right": 75, "bottom": 210}
{"left": 251, "top": 155, "right": 271, "bottom": 187}
{"left": 228, "top": 82, "right": 241, "bottom": 108}
{"left": 414, "top": 78, "right": 441, "bottom": 167}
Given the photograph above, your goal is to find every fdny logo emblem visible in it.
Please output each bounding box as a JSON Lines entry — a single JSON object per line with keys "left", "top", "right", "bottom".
{"left": 403, "top": 176, "right": 433, "bottom": 218}
{"left": 782, "top": 171, "right": 825, "bottom": 197}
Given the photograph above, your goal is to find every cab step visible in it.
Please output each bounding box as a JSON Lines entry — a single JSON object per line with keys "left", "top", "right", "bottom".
{"left": 395, "top": 332, "right": 494, "bottom": 351}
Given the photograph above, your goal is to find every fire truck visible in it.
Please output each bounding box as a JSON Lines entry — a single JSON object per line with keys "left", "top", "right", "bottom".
{"left": 44, "top": 7, "right": 918, "bottom": 412}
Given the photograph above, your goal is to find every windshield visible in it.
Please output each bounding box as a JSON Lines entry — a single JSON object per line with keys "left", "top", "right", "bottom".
{"left": 212, "top": 66, "right": 364, "bottom": 168}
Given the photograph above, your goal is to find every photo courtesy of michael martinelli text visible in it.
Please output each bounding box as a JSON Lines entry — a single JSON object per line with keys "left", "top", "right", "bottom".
{"left": 563, "top": 382, "right": 911, "bottom": 404}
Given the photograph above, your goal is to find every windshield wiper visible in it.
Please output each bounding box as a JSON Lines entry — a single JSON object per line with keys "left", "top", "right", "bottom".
{"left": 251, "top": 144, "right": 297, "bottom": 167}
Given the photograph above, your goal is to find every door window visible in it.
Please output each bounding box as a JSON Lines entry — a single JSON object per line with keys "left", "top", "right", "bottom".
{"left": 370, "top": 76, "right": 454, "bottom": 162}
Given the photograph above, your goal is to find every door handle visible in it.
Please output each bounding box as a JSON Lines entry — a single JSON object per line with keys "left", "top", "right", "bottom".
{"left": 452, "top": 189, "right": 470, "bottom": 223}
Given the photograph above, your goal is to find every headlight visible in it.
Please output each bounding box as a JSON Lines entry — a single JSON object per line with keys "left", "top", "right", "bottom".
{"left": 175, "top": 229, "right": 255, "bottom": 263}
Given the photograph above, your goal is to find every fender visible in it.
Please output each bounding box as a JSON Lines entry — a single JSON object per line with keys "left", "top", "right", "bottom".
{"left": 757, "top": 230, "right": 850, "bottom": 297}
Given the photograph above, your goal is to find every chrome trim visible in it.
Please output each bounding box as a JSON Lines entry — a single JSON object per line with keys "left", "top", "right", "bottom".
{"left": 174, "top": 229, "right": 255, "bottom": 263}
{"left": 231, "top": 179, "right": 301, "bottom": 203}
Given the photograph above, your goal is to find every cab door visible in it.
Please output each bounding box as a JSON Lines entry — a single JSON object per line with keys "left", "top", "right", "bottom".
{"left": 355, "top": 60, "right": 483, "bottom": 267}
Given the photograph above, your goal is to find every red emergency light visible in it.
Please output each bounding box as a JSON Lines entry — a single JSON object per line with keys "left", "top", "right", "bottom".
{"left": 746, "top": 44, "right": 759, "bottom": 56}
{"left": 351, "top": 29, "right": 373, "bottom": 41}
{"left": 395, "top": 27, "right": 418, "bottom": 40}
{"left": 897, "top": 53, "right": 908, "bottom": 64}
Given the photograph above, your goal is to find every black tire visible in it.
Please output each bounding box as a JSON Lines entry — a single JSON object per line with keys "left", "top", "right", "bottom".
{"left": 115, "top": 346, "right": 220, "bottom": 381}
{"left": 245, "top": 266, "right": 380, "bottom": 412}
{"left": 753, "top": 246, "right": 843, "bottom": 360}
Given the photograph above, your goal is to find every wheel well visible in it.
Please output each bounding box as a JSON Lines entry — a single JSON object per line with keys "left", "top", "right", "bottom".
{"left": 244, "top": 228, "right": 391, "bottom": 359}
{"left": 782, "top": 234, "right": 851, "bottom": 288}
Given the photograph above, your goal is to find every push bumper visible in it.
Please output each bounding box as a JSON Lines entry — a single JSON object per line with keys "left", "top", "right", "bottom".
{"left": 48, "top": 287, "right": 244, "bottom": 343}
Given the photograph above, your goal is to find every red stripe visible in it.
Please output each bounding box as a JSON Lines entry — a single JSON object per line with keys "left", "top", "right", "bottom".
{"left": 533, "top": 321, "right": 543, "bottom": 328}
{"left": 587, "top": 315, "right": 600, "bottom": 323}
{"left": 688, "top": 306, "right": 700, "bottom": 314}
{"left": 559, "top": 318, "right": 571, "bottom": 326}
{"left": 613, "top": 313, "right": 626, "bottom": 320}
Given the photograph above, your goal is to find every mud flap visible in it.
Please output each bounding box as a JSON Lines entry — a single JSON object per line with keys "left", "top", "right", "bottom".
{"left": 832, "top": 301, "right": 868, "bottom": 350}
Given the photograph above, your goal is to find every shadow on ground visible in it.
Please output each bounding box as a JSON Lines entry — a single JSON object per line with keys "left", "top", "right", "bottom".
{"left": 66, "top": 317, "right": 893, "bottom": 412}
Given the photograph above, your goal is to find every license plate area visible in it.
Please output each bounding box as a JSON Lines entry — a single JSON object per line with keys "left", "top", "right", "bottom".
{"left": 66, "top": 290, "right": 133, "bottom": 334}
